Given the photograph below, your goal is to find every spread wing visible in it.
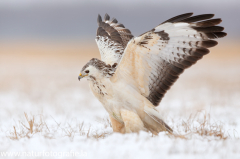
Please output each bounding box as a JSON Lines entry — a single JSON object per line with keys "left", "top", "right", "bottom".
{"left": 111, "top": 13, "right": 227, "bottom": 106}
{"left": 96, "top": 14, "right": 134, "bottom": 65}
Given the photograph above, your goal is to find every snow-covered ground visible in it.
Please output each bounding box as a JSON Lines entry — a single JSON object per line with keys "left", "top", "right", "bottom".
{"left": 0, "top": 48, "right": 240, "bottom": 159}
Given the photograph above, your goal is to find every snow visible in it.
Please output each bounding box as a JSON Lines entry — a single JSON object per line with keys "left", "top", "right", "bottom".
{"left": 0, "top": 57, "right": 240, "bottom": 159}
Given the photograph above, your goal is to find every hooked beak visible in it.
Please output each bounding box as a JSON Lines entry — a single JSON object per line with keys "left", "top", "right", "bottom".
{"left": 78, "top": 73, "right": 83, "bottom": 81}
{"left": 78, "top": 73, "right": 88, "bottom": 81}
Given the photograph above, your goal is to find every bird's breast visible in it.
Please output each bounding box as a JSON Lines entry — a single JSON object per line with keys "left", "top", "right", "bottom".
{"left": 88, "top": 78, "right": 113, "bottom": 103}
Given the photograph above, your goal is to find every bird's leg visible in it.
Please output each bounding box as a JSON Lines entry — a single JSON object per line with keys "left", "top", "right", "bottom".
{"left": 120, "top": 109, "right": 145, "bottom": 133}
{"left": 109, "top": 116, "right": 125, "bottom": 133}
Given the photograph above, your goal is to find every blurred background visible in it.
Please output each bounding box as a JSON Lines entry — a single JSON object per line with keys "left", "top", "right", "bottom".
{"left": 1, "top": 1, "right": 240, "bottom": 157}
{"left": 1, "top": 0, "right": 240, "bottom": 40}
{"left": 0, "top": 0, "right": 239, "bottom": 128}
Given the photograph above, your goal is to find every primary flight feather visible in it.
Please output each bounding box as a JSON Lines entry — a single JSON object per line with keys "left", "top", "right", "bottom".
{"left": 78, "top": 13, "right": 226, "bottom": 134}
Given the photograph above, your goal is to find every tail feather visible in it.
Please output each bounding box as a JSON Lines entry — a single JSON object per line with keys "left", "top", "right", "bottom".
{"left": 144, "top": 106, "right": 173, "bottom": 133}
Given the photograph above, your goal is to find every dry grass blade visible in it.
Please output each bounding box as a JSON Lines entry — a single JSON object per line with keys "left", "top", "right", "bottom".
{"left": 173, "top": 110, "right": 228, "bottom": 140}
{"left": 7, "top": 113, "right": 113, "bottom": 140}
{"left": 87, "top": 127, "right": 91, "bottom": 138}
{"left": 92, "top": 131, "right": 110, "bottom": 139}
{"left": 22, "top": 112, "right": 34, "bottom": 134}
{"left": 9, "top": 126, "right": 19, "bottom": 140}
{"left": 6, "top": 111, "right": 233, "bottom": 141}
{"left": 79, "top": 121, "right": 85, "bottom": 136}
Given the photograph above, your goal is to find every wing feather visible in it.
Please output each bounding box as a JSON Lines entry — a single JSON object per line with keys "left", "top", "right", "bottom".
{"left": 161, "top": 12, "right": 193, "bottom": 24}
{"left": 112, "top": 13, "right": 226, "bottom": 106}
{"left": 96, "top": 14, "right": 134, "bottom": 65}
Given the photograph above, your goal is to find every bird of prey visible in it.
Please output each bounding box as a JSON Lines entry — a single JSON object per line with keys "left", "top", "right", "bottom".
{"left": 78, "top": 13, "right": 226, "bottom": 134}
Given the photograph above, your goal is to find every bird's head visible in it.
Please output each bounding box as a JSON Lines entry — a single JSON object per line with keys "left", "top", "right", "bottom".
{"left": 78, "top": 58, "right": 116, "bottom": 81}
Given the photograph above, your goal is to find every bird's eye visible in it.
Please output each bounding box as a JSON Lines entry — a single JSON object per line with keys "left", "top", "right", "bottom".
{"left": 85, "top": 70, "right": 89, "bottom": 73}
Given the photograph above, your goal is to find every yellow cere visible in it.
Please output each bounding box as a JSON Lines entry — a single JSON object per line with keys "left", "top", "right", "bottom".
{"left": 79, "top": 73, "right": 82, "bottom": 76}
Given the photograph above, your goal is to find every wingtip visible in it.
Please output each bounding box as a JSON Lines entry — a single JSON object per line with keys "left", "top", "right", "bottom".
{"left": 202, "top": 40, "right": 218, "bottom": 48}
{"left": 184, "top": 12, "right": 194, "bottom": 17}
{"left": 206, "top": 14, "right": 215, "bottom": 19}
{"left": 111, "top": 17, "right": 118, "bottom": 23}
{"left": 221, "top": 32, "right": 227, "bottom": 37}
{"left": 97, "top": 14, "right": 102, "bottom": 25}
{"left": 104, "top": 13, "right": 110, "bottom": 21}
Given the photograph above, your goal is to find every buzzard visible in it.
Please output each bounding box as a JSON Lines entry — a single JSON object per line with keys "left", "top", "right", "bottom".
{"left": 78, "top": 13, "right": 226, "bottom": 134}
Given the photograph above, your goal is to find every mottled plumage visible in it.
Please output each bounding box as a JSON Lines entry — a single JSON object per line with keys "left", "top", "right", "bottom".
{"left": 79, "top": 13, "right": 226, "bottom": 134}
{"left": 96, "top": 14, "right": 134, "bottom": 65}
